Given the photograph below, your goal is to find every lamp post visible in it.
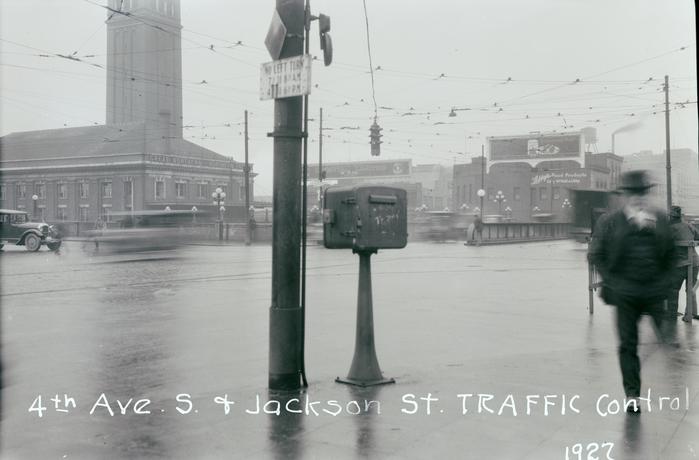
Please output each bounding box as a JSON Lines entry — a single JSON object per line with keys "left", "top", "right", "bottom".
{"left": 191, "top": 206, "right": 198, "bottom": 224}
{"left": 494, "top": 190, "right": 506, "bottom": 215}
{"left": 31, "top": 194, "right": 39, "bottom": 221}
{"left": 212, "top": 187, "right": 226, "bottom": 241}
{"left": 477, "top": 189, "right": 485, "bottom": 220}
{"left": 561, "top": 198, "right": 572, "bottom": 222}
{"left": 504, "top": 206, "right": 512, "bottom": 221}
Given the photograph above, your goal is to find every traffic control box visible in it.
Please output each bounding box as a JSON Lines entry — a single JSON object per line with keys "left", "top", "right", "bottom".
{"left": 323, "top": 185, "right": 408, "bottom": 251}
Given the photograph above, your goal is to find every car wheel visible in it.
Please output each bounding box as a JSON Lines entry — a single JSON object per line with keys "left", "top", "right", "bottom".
{"left": 24, "top": 234, "right": 41, "bottom": 252}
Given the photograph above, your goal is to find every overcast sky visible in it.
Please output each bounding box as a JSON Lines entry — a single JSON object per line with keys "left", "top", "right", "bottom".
{"left": 1, "top": 0, "right": 696, "bottom": 195}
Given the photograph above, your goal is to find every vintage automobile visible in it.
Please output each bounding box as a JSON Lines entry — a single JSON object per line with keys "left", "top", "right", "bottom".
{"left": 0, "top": 209, "right": 62, "bottom": 252}
{"left": 82, "top": 210, "right": 194, "bottom": 255}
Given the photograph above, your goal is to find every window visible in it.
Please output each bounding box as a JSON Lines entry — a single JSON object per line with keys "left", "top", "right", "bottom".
{"left": 56, "top": 207, "right": 67, "bottom": 221}
{"left": 79, "top": 206, "right": 89, "bottom": 222}
{"left": 79, "top": 182, "right": 89, "bottom": 199}
{"left": 17, "top": 184, "right": 26, "bottom": 199}
{"left": 57, "top": 183, "right": 67, "bottom": 199}
{"left": 197, "top": 183, "right": 208, "bottom": 199}
{"left": 0, "top": 185, "right": 5, "bottom": 201}
{"left": 175, "top": 182, "right": 187, "bottom": 199}
{"left": 155, "top": 180, "right": 165, "bottom": 199}
{"left": 35, "top": 183, "right": 46, "bottom": 199}
{"left": 539, "top": 187, "right": 547, "bottom": 201}
{"left": 101, "top": 181, "right": 112, "bottom": 199}
{"left": 469, "top": 184, "right": 473, "bottom": 202}
{"left": 123, "top": 181, "right": 133, "bottom": 205}
{"left": 552, "top": 187, "right": 560, "bottom": 200}
{"left": 513, "top": 187, "right": 521, "bottom": 201}
{"left": 487, "top": 188, "right": 494, "bottom": 200}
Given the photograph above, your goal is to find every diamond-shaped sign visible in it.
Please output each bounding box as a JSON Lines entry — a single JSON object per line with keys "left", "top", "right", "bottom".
{"left": 264, "top": 10, "right": 287, "bottom": 60}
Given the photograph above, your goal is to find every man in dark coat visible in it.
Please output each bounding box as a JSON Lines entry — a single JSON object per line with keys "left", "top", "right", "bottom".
{"left": 588, "top": 170, "right": 678, "bottom": 413}
{"left": 668, "top": 205, "right": 699, "bottom": 321}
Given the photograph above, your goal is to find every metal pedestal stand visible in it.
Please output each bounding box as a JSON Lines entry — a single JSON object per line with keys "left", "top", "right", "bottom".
{"left": 336, "top": 249, "right": 395, "bottom": 387}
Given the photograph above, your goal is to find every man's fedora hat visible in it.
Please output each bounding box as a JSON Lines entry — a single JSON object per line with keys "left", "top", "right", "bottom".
{"left": 618, "top": 170, "right": 655, "bottom": 194}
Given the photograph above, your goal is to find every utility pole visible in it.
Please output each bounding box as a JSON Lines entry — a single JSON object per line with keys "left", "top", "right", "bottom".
{"left": 664, "top": 75, "right": 672, "bottom": 210}
{"left": 268, "top": 0, "right": 304, "bottom": 391}
{"left": 318, "top": 107, "right": 323, "bottom": 209}
{"left": 319, "top": 107, "right": 323, "bottom": 182}
{"left": 480, "top": 144, "right": 485, "bottom": 220}
{"left": 244, "top": 109, "right": 251, "bottom": 246}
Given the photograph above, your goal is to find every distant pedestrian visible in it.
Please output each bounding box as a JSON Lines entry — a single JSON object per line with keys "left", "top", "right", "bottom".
{"left": 667, "top": 205, "right": 699, "bottom": 321}
{"left": 588, "top": 170, "right": 678, "bottom": 413}
{"left": 473, "top": 214, "right": 483, "bottom": 246}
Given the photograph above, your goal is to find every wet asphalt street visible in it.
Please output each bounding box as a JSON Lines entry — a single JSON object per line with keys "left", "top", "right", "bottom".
{"left": 1, "top": 240, "right": 697, "bottom": 459}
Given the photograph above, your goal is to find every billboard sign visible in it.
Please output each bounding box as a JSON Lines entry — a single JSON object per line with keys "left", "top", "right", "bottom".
{"left": 490, "top": 133, "right": 582, "bottom": 162}
{"left": 308, "top": 160, "right": 411, "bottom": 180}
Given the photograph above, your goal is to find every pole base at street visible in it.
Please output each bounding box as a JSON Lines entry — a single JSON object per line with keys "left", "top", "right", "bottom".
{"left": 335, "top": 376, "right": 395, "bottom": 387}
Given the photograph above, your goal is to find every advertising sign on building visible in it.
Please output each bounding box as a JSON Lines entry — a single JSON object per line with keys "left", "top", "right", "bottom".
{"left": 530, "top": 170, "right": 589, "bottom": 187}
{"left": 260, "top": 54, "right": 312, "bottom": 100}
{"left": 490, "top": 133, "right": 583, "bottom": 162}
{"left": 309, "top": 160, "right": 411, "bottom": 180}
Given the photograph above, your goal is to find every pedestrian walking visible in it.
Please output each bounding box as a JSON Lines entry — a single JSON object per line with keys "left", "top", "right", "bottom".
{"left": 587, "top": 170, "right": 678, "bottom": 413}
{"left": 668, "top": 205, "right": 699, "bottom": 321}
{"left": 472, "top": 214, "right": 483, "bottom": 246}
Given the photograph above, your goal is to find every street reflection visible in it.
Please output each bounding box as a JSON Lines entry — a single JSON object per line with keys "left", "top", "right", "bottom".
{"left": 267, "top": 390, "right": 306, "bottom": 460}
{"left": 346, "top": 385, "right": 383, "bottom": 458}
{"left": 87, "top": 279, "right": 179, "bottom": 458}
{"left": 621, "top": 415, "right": 643, "bottom": 459}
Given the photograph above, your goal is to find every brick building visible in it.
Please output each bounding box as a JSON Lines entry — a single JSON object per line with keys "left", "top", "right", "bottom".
{"left": 452, "top": 131, "right": 622, "bottom": 222}
{"left": 0, "top": 0, "right": 252, "bottom": 223}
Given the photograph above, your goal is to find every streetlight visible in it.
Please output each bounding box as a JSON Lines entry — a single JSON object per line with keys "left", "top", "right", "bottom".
{"left": 561, "top": 198, "right": 572, "bottom": 222}
{"left": 212, "top": 187, "right": 226, "bottom": 241}
{"left": 476, "top": 189, "right": 485, "bottom": 220}
{"left": 494, "top": 190, "right": 506, "bottom": 215}
{"left": 191, "top": 206, "right": 198, "bottom": 224}
{"left": 504, "top": 206, "right": 512, "bottom": 220}
{"left": 31, "top": 194, "right": 39, "bottom": 221}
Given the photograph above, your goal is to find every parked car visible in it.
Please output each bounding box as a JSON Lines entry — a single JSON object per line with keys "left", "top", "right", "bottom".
{"left": 0, "top": 209, "right": 62, "bottom": 252}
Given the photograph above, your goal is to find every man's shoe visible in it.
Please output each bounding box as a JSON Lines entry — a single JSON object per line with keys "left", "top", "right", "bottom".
{"left": 626, "top": 398, "right": 641, "bottom": 414}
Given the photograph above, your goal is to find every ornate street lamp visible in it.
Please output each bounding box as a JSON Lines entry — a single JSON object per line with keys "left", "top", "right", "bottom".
{"left": 476, "top": 189, "right": 485, "bottom": 220}
{"left": 494, "top": 190, "right": 506, "bottom": 215}
{"left": 504, "top": 206, "right": 512, "bottom": 220}
{"left": 191, "top": 206, "right": 198, "bottom": 223}
{"left": 561, "top": 198, "right": 572, "bottom": 209}
{"left": 212, "top": 187, "right": 226, "bottom": 241}
{"left": 31, "top": 194, "right": 39, "bottom": 221}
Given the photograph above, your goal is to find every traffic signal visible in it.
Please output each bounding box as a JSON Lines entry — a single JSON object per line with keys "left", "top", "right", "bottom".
{"left": 318, "top": 14, "right": 332, "bottom": 66}
{"left": 369, "top": 119, "right": 382, "bottom": 156}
